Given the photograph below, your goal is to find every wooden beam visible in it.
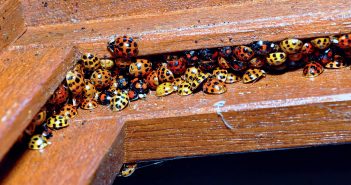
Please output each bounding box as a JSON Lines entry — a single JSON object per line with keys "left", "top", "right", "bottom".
{"left": 11, "top": 0, "right": 351, "bottom": 56}
{"left": 0, "top": 47, "right": 76, "bottom": 160}
{"left": 0, "top": 0, "right": 25, "bottom": 51}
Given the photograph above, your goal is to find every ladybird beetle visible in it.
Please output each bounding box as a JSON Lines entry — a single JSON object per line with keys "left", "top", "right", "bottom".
{"left": 66, "top": 70, "right": 85, "bottom": 95}
{"left": 156, "top": 82, "right": 174, "bottom": 97}
{"left": 249, "top": 57, "right": 266, "bottom": 68}
{"left": 280, "top": 38, "right": 303, "bottom": 54}
{"left": 251, "top": 40, "right": 277, "bottom": 56}
{"left": 28, "top": 134, "right": 49, "bottom": 150}
{"left": 198, "top": 49, "right": 219, "bottom": 71}
{"left": 108, "top": 36, "right": 138, "bottom": 58}
{"left": 212, "top": 68, "right": 228, "bottom": 82}
{"left": 242, "top": 69, "right": 266, "bottom": 83}
{"left": 219, "top": 46, "right": 233, "bottom": 58}
{"left": 73, "top": 63, "right": 84, "bottom": 74}
{"left": 83, "top": 80, "right": 97, "bottom": 99}
{"left": 82, "top": 53, "right": 100, "bottom": 71}
{"left": 311, "top": 37, "right": 331, "bottom": 50}
{"left": 234, "top": 46, "right": 254, "bottom": 61}
{"left": 203, "top": 78, "right": 227, "bottom": 95}
{"left": 59, "top": 104, "right": 78, "bottom": 119}
{"left": 90, "top": 69, "right": 112, "bottom": 90}
{"left": 100, "top": 58, "right": 115, "bottom": 70}
{"left": 115, "top": 58, "right": 132, "bottom": 72}
{"left": 130, "top": 78, "right": 149, "bottom": 95}
{"left": 129, "top": 59, "right": 152, "bottom": 78}
{"left": 266, "top": 52, "right": 287, "bottom": 66}
{"left": 48, "top": 83, "right": 69, "bottom": 105}
{"left": 191, "top": 72, "right": 211, "bottom": 91}
{"left": 167, "top": 56, "right": 187, "bottom": 75}
{"left": 110, "top": 90, "right": 129, "bottom": 111}
{"left": 288, "top": 53, "right": 304, "bottom": 62}
{"left": 229, "top": 59, "right": 248, "bottom": 72}
{"left": 47, "top": 115, "right": 69, "bottom": 130}
{"left": 145, "top": 71, "right": 159, "bottom": 90}
{"left": 184, "top": 67, "right": 200, "bottom": 83}
{"left": 218, "top": 56, "right": 231, "bottom": 69}
{"left": 303, "top": 62, "right": 324, "bottom": 78}
{"left": 184, "top": 50, "right": 199, "bottom": 66}
{"left": 111, "top": 75, "right": 130, "bottom": 90}
{"left": 80, "top": 98, "right": 98, "bottom": 110}
{"left": 319, "top": 47, "right": 334, "bottom": 66}
{"left": 119, "top": 164, "right": 137, "bottom": 177}
{"left": 338, "top": 34, "right": 351, "bottom": 49}
{"left": 325, "top": 55, "right": 346, "bottom": 69}
{"left": 301, "top": 42, "right": 314, "bottom": 54}
{"left": 31, "top": 109, "right": 47, "bottom": 126}
{"left": 157, "top": 65, "right": 175, "bottom": 83}
{"left": 172, "top": 77, "right": 184, "bottom": 91}
{"left": 177, "top": 81, "right": 193, "bottom": 96}
{"left": 98, "top": 90, "right": 115, "bottom": 105}
{"left": 225, "top": 73, "right": 241, "bottom": 84}
{"left": 199, "top": 59, "right": 217, "bottom": 72}
{"left": 128, "top": 89, "right": 140, "bottom": 101}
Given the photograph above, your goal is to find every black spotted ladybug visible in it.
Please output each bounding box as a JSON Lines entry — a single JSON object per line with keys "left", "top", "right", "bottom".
{"left": 108, "top": 36, "right": 138, "bottom": 58}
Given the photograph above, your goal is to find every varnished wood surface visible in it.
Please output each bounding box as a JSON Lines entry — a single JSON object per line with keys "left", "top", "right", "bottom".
{"left": 0, "top": 47, "right": 76, "bottom": 160}
{"left": 0, "top": 0, "right": 25, "bottom": 50}
{"left": 11, "top": 0, "right": 351, "bottom": 56}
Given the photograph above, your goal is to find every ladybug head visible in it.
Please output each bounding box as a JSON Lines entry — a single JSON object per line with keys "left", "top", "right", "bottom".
{"left": 107, "top": 39, "right": 116, "bottom": 53}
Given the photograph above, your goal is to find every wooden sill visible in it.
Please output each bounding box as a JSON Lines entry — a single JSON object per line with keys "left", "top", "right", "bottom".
{"left": 1, "top": 0, "right": 351, "bottom": 184}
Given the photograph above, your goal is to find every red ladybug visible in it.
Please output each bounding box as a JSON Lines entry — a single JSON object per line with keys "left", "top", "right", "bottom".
{"left": 108, "top": 36, "right": 138, "bottom": 58}
{"left": 166, "top": 55, "right": 187, "bottom": 75}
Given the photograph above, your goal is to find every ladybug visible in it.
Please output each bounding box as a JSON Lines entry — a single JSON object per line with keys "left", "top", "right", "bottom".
{"left": 156, "top": 82, "right": 174, "bottom": 97}
{"left": 81, "top": 53, "right": 100, "bottom": 71}
{"left": 288, "top": 53, "right": 303, "bottom": 62}
{"left": 128, "top": 89, "right": 140, "bottom": 101}
{"left": 279, "top": 38, "right": 303, "bottom": 54}
{"left": 266, "top": 52, "right": 287, "bottom": 66}
{"left": 191, "top": 72, "right": 211, "bottom": 91}
{"left": 303, "top": 62, "right": 324, "bottom": 78}
{"left": 311, "top": 37, "right": 331, "bottom": 50}
{"left": 325, "top": 55, "right": 346, "bottom": 69}
{"left": 59, "top": 104, "right": 78, "bottom": 119}
{"left": 184, "top": 67, "right": 200, "bottom": 83}
{"left": 242, "top": 69, "right": 266, "bottom": 84}
{"left": 234, "top": 46, "right": 254, "bottom": 61}
{"left": 338, "top": 34, "right": 351, "bottom": 49}
{"left": 28, "top": 134, "right": 49, "bottom": 150}
{"left": 157, "top": 65, "right": 175, "bottom": 83}
{"left": 66, "top": 70, "right": 85, "bottom": 95}
{"left": 219, "top": 46, "right": 233, "bottom": 58}
{"left": 225, "top": 73, "right": 241, "bottom": 84}
{"left": 177, "top": 81, "right": 193, "bottom": 96}
{"left": 184, "top": 50, "right": 199, "bottom": 66}
{"left": 80, "top": 98, "right": 98, "bottom": 110}
{"left": 301, "top": 42, "right": 314, "bottom": 54}
{"left": 47, "top": 115, "right": 68, "bottom": 130}
{"left": 249, "top": 57, "right": 266, "bottom": 68}
{"left": 73, "top": 63, "right": 84, "bottom": 74}
{"left": 166, "top": 56, "right": 187, "bottom": 75}
{"left": 198, "top": 59, "right": 217, "bottom": 72}
{"left": 251, "top": 40, "right": 279, "bottom": 56}
{"left": 115, "top": 58, "right": 132, "bottom": 72}
{"left": 218, "top": 56, "right": 231, "bottom": 69}
{"left": 228, "top": 59, "right": 248, "bottom": 72}
{"left": 100, "top": 58, "right": 115, "bottom": 70}
{"left": 48, "top": 83, "right": 69, "bottom": 105}
{"left": 212, "top": 68, "right": 228, "bottom": 82}
{"left": 198, "top": 49, "right": 219, "bottom": 71}
{"left": 31, "top": 109, "right": 47, "bottom": 126}
{"left": 119, "top": 164, "right": 137, "bottom": 177}
{"left": 83, "top": 80, "right": 97, "bottom": 99}
{"left": 130, "top": 78, "right": 149, "bottom": 95}
{"left": 129, "top": 59, "right": 152, "bottom": 78}
{"left": 319, "top": 47, "right": 334, "bottom": 66}
{"left": 98, "top": 90, "right": 115, "bottom": 105}
{"left": 145, "top": 71, "right": 159, "bottom": 90}
{"left": 172, "top": 77, "right": 184, "bottom": 91}
{"left": 110, "top": 90, "right": 129, "bottom": 111}
{"left": 107, "top": 36, "right": 138, "bottom": 58}
{"left": 90, "top": 69, "right": 112, "bottom": 90}
{"left": 111, "top": 75, "right": 130, "bottom": 90}
{"left": 203, "top": 78, "right": 227, "bottom": 95}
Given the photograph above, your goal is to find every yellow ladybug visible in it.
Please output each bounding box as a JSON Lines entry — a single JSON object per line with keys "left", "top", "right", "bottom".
{"left": 177, "top": 81, "right": 193, "bottom": 96}
{"left": 59, "top": 104, "right": 78, "bottom": 119}
{"left": 266, "top": 52, "right": 287, "bottom": 66}
{"left": 225, "top": 73, "right": 241, "bottom": 84}
{"left": 47, "top": 115, "right": 69, "bottom": 130}
{"left": 110, "top": 90, "right": 129, "bottom": 111}
{"left": 156, "top": 82, "right": 174, "bottom": 97}
{"left": 242, "top": 69, "right": 266, "bottom": 83}
{"left": 119, "top": 163, "right": 137, "bottom": 177}
{"left": 311, "top": 37, "right": 331, "bottom": 50}
{"left": 28, "top": 134, "right": 49, "bottom": 150}
{"left": 279, "top": 38, "right": 303, "bottom": 54}
{"left": 100, "top": 58, "right": 115, "bottom": 70}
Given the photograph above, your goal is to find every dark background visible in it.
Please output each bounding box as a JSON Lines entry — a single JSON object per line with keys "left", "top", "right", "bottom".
{"left": 115, "top": 144, "right": 351, "bottom": 185}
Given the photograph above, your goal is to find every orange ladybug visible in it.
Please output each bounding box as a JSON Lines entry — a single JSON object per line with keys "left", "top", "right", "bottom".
{"left": 203, "top": 78, "right": 227, "bottom": 94}
{"left": 108, "top": 36, "right": 138, "bottom": 58}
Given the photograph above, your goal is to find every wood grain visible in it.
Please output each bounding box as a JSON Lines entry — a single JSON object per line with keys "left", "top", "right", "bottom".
{"left": 11, "top": 0, "right": 351, "bottom": 56}
{"left": 0, "top": 47, "right": 76, "bottom": 160}
{"left": 0, "top": 0, "right": 26, "bottom": 50}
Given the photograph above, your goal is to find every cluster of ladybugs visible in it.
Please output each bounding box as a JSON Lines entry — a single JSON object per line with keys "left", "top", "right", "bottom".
{"left": 24, "top": 34, "right": 351, "bottom": 151}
